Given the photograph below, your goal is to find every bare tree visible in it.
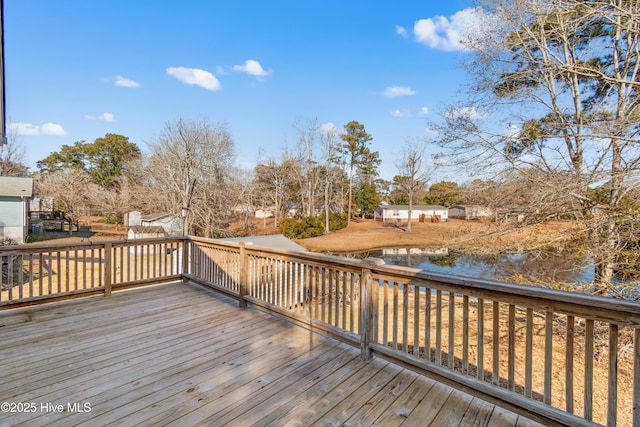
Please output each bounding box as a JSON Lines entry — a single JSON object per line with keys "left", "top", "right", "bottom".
{"left": 320, "top": 123, "right": 341, "bottom": 232}
{"left": 433, "top": 0, "right": 640, "bottom": 292}
{"left": 293, "top": 118, "right": 324, "bottom": 217}
{"left": 146, "top": 118, "right": 236, "bottom": 237}
{"left": 253, "top": 151, "right": 299, "bottom": 228}
{"left": 0, "top": 135, "right": 28, "bottom": 176}
{"left": 35, "top": 169, "right": 92, "bottom": 229}
{"left": 394, "top": 138, "right": 432, "bottom": 232}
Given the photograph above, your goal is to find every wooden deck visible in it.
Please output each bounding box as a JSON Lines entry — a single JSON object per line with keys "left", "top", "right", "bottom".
{"left": 0, "top": 282, "right": 543, "bottom": 426}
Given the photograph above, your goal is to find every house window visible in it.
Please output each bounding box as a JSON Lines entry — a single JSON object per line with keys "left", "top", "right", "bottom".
{"left": 393, "top": 210, "right": 399, "bottom": 216}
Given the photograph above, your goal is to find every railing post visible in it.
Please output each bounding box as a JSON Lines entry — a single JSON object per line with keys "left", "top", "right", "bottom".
{"left": 181, "top": 238, "right": 190, "bottom": 283}
{"left": 104, "top": 243, "right": 112, "bottom": 296}
{"left": 360, "top": 258, "right": 383, "bottom": 361}
{"left": 634, "top": 328, "right": 640, "bottom": 427}
{"left": 238, "top": 243, "right": 248, "bottom": 308}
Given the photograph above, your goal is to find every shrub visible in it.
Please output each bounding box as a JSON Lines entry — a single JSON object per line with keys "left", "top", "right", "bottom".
{"left": 281, "top": 217, "right": 324, "bottom": 239}
{"left": 280, "top": 213, "right": 348, "bottom": 239}
{"left": 327, "top": 213, "right": 347, "bottom": 231}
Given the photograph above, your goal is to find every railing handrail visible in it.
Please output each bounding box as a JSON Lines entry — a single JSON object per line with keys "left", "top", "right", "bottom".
{"left": 0, "top": 236, "right": 184, "bottom": 252}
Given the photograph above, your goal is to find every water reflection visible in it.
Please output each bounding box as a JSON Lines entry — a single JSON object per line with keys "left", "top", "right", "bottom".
{"left": 336, "top": 247, "right": 593, "bottom": 284}
{"left": 333, "top": 247, "right": 640, "bottom": 299}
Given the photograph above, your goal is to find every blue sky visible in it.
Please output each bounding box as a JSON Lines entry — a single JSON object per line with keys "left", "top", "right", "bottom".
{"left": 5, "top": 0, "right": 476, "bottom": 179}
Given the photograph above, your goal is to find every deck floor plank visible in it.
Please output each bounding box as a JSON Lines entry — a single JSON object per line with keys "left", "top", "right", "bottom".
{"left": 0, "top": 296, "right": 241, "bottom": 373}
{"left": 0, "top": 286, "right": 213, "bottom": 351}
{"left": 341, "top": 369, "right": 420, "bottom": 426}
{"left": 0, "top": 282, "right": 542, "bottom": 427}
{"left": 3, "top": 313, "right": 253, "bottom": 403}
{"left": 77, "top": 325, "right": 320, "bottom": 427}
{"left": 372, "top": 374, "right": 438, "bottom": 426}
{"left": 170, "top": 342, "right": 354, "bottom": 426}
{"left": 39, "top": 316, "right": 285, "bottom": 426}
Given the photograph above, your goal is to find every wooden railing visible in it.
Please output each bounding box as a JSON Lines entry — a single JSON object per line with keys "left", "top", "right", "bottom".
{"left": 2, "top": 236, "right": 639, "bottom": 426}
{"left": 184, "top": 238, "right": 640, "bottom": 427}
{"left": 0, "top": 237, "right": 183, "bottom": 307}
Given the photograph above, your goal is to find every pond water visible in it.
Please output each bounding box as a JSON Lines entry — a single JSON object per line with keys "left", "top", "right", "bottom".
{"left": 383, "top": 248, "right": 593, "bottom": 282}
{"left": 334, "top": 247, "right": 640, "bottom": 299}
{"left": 337, "top": 247, "right": 621, "bottom": 284}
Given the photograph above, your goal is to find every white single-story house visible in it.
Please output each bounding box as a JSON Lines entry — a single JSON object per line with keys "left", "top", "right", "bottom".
{"left": 0, "top": 177, "right": 34, "bottom": 244}
{"left": 255, "top": 208, "right": 275, "bottom": 219}
{"left": 374, "top": 205, "right": 449, "bottom": 223}
{"left": 125, "top": 211, "right": 184, "bottom": 236}
{"left": 448, "top": 205, "right": 494, "bottom": 221}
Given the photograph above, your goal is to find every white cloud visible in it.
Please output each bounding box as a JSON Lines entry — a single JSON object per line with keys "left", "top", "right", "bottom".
{"left": 85, "top": 113, "right": 115, "bottom": 122}
{"left": 419, "top": 107, "right": 430, "bottom": 116}
{"left": 114, "top": 75, "right": 140, "bottom": 88}
{"left": 8, "top": 122, "right": 67, "bottom": 136}
{"left": 390, "top": 109, "right": 412, "bottom": 118}
{"left": 166, "top": 67, "right": 221, "bottom": 91}
{"left": 100, "top": 113, "right": 115, "bottom": 122}
{"left": 232, "top": 59, "right": 271, "bottom": 77}
{"left": 413, "top": 8, "right": 485, "bottom": 51}
{"left": 395, "top": 25, "right": 408, "bottom": 38}
{"left": 382, "top": 86, "right": 416, "bottom": 98}
{"left": 320, "top": 122, "right": 338, "bottom": 136}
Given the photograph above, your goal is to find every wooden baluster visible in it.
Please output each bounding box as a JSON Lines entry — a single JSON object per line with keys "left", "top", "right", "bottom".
{"left": 449, "top": 292, "right": 455, "bottom": 369}
{"left": 403, "top": 282, "right": 409, "bottom": 353}
{"left": 104, "top": 243, "right": 112, "bottom": 296}
{"left": 436, "top": 290, "right": 443, "bottom": 365}
{"left": 608, "top": 324, "right": 618, "bottom": 426}
{"left": 462, "top": 295, "right": 469, "bottom": 374}
{"left": 544, "top": 311, "right": 553, "bottom": 405}
{"left": 508, "top": 304, "right": 515, "bottom": 391}
{"left": 585, "top": 319, "right": 594, "bottom": 420}
{"left": 414, "top": 284, "right": 420, "bottom": 357}
{"left": 566, "top": 315, "right": 575, "bottom": 413}
{"left": 525, "top": 308, "right": 533, "bottom": 397}
{"left": 633, "top": 328, "right": 640, "bottom": 427}
{"left": 238, "top": 243, "right": 248, "bottom": 308}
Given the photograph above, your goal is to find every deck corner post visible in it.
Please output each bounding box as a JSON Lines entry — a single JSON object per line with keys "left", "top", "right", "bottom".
{"left": 360, "top": 258, "right": 383, "bottom": 361}
{"left": 104, "top": 242, "right": 112, "bottom": 297}
{"left": 633, "top": 328, "right": 640, "bottom": 427}
{"left": 181, "top": 238, "right": 190, "bottom": 283}
{"left": 238, "top": 242, "right": 248, "bottom": 308}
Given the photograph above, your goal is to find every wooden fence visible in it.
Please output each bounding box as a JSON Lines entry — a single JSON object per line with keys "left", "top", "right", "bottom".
{"left": 0, "top": 237, "right": 183, "bottom": 306}
{"left": 2, "top": 236, "right": 640, "bottom": 426}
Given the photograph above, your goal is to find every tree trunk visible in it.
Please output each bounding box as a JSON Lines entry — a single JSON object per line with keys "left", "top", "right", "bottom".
{"left": 592, "top": 217, "right": 618, "bottom": 295}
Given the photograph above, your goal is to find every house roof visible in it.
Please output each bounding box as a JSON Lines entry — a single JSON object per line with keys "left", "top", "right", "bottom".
{"left": 128, "top": 226, "right": 167, "bottom": 235}
{"left": 221, "top": 234, "right": 308, "bottom": 253}
{"left": 377, "top": 205, "right": 447, "bottom": 210}
{"left": 0, "top": 177, "right": 34, "bottom": 198}
{"left": 141, "top": 212, "right": 174, "bottom": 222}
